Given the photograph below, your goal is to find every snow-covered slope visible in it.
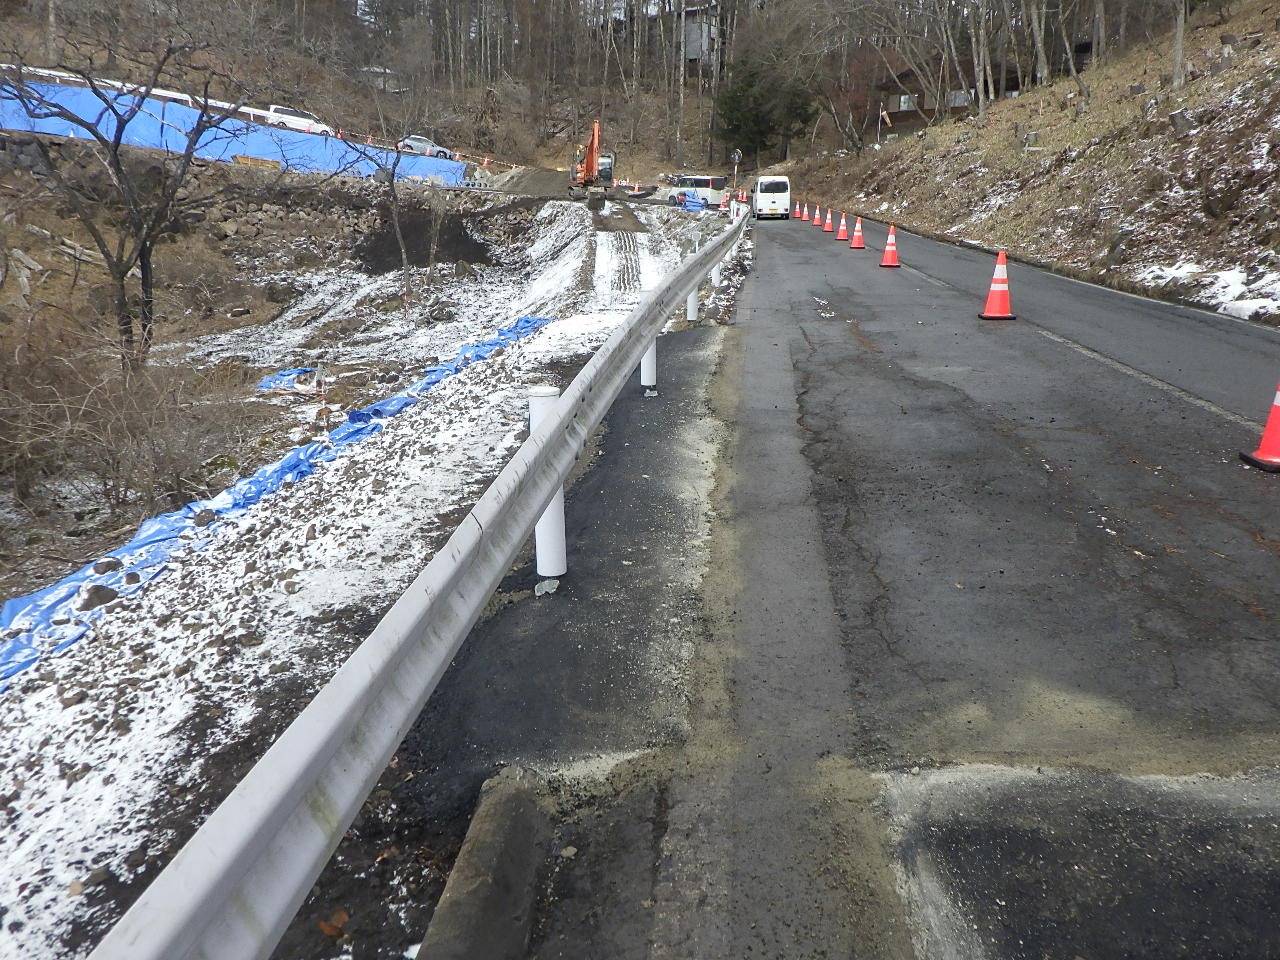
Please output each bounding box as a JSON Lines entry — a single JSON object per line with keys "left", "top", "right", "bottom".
{"left": 0, "top": 199, "right": 725, "bottom": 958}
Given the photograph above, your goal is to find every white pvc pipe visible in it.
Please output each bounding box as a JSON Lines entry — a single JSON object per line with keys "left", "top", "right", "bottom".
{"left": 528, "top": 385, "right": 567, "bottom": 578}
{"left": 686, "top": 288, "right": 699, "bottom": 326}
{"left": 641, "top": 339, "right": 657, "bottom": 388}
{"left": 711, "top": 263, "right": 722, "bottom": 286}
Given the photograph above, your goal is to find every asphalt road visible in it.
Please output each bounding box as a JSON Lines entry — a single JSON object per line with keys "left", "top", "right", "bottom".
{"left": 285, "top": 215, "right": 1280, "bottom": 958}
{"left": 689, "top": 216, "right": 1280, "bottom": 958}
{"left": 535, "top": 216, "right": 1280, "bottom": 957}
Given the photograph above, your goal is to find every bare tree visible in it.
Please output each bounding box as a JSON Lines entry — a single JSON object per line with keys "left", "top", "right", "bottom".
{"left": 1, "top": 4, "right": 273, "bottom": 367}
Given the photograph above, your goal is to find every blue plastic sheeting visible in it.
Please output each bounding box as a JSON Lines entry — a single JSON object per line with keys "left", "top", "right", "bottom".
{"left": 257, "top": 368, "right": 316, "bottom": 392}
{"left": 0, "top": 314, "right": 554, "bottom": 688}
{"left": 0, "top": 82, "right": 466, "bottom": 184}
{"left": 682, "top": 196, "right": 708, "bottom": 212}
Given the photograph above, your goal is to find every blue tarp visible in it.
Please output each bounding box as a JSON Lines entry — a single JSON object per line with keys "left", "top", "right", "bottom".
{"left": 0, "top": 314, "right": 555, "bottom": 687}
{"left": 0, "top": 82, "right": 466, "bottom": 184}
{"left": 257, "top": 367, "right": 316, "bottom": 392}
{"left": 682, "top": 196, "right": 708, "bottom": 212}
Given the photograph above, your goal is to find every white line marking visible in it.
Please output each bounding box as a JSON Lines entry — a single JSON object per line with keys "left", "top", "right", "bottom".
{"left": 1037, "top": 329, "right": 1260, "bottom": 429}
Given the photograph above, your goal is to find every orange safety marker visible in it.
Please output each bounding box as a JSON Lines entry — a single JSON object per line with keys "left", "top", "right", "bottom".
{"left": 823, "top": 208, "right": 834, "bottom": 232}
{"left": 849, "top": 216, "right": 865, "bottom": 249}
{"left": 835, "top": 212, "right": 848, "bottom": 241}
{"left": 979, "top": 250, "right": 1015, "bottom": 320}
{"left": 880, "top": 224, "right": 901, "bottom": 267}
{"left": 1242, "top": 384, "right": 1280, "bottom": 472}
{"left": 794, "top": 201, "right": 801, "bottom": 218}
{"left": 801, "top": 203, "right": 810, "bottom": 222}
{"left": 813, "top": 205, "right": 825, "bottom": 228}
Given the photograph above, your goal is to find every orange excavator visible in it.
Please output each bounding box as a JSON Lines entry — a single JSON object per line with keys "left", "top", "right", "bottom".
{"left": 569, "top": 119, "right": 615, "bottom": 210}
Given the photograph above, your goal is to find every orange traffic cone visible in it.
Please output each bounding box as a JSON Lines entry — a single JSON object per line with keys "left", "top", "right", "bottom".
{"left": 835, "top": 212, "right": 848, "bottom": 241}
{"left": 1242, "top": 384, "right": 1280, "bottom": 472}
{"left": 979, "top": 250, "right": 1015, "bottom": 320}
{"left": 850, "top": 217, "right": 865, "bottom": 249}
{"left": 880, "top": 224, "right": 901, "bottom": 268}
{"left": 719, "top": 192, "right": 729, "bottom": 211}
{"left": 801, "top": 203, "right": 810, "bottom": 222}
{"left": 823, "top": 208, "right": 834, "bottom": 232}
{"left": 794, "top": 201, "right": 801, "bottom": 218}
{"left": 813, "top": 205, "right": 825, "bottom": 228}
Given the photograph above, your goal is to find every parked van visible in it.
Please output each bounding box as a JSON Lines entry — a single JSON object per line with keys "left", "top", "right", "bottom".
{"left": 753, "top": 176, "right": 791, "bottom": 219}
{"left": 667, "top": 174, "right": 728, "bottom": 208}
{"left": 262, "top": 105, "right": 335, "bottom": 136}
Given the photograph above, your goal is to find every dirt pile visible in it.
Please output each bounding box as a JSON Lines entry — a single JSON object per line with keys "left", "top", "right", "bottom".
{"left": 784, "top": 0, "right": 1280, "bottom": 323}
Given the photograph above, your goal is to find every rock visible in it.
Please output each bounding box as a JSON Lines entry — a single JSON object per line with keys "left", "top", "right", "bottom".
{"left": 77, "top": 584, "right": 118, "bottom": 611}
{"left": 305, "top": 523, "right": 318, "bottom": 543}
{"left": 60, "top": 689, "right": 87, "bottom": 708}
{"left": 1169, "top": 109, "right": 1196, "bottom": 136}
{"left": 124, "top": 571, "right": 140, "bottom": 587}
{"left": 454, "top": 261, "right": 477, "bottom": 279}
{"left": 559, "top": 845, "right": 577, "bottom": 859}
{"left": 1105, "top": 228, "right": 1135, "bottom": 267}
{"left": 172, "top": 660, "right": 194, "bottom": 677}
{"left": 534, "top": 579, "right": 560, "bottom": 598}
{"left": 1129, "top": 82, "right": 1146, "bottom": 96}
{"left": 85, "top": 866, "right": 111, "bottom": 887}
{"left": 92, "top": 557, "right": 122, "bottom": 575}
{"left": 1210, "top": 57, "right": 1228, "bottom": 76}
{"left": 193, "top": 508, "right": 217, "bottom": 527}
{"left": 222, "top": 221, "right": 239, "bottom": 237}
{"left": 265, "top": 282, "right": 297, "bottom": 303}
{"left": 1220, "top": 32, "right": 1239, "bottom": 45}
{"left": 227, "top": 306, "right": 251, "bottom": 318}
{"left": 282, "top": 580, "right": 302, "bottom": 595}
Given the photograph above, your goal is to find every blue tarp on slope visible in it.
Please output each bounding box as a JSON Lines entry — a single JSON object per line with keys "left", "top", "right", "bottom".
{"left": 257, "top": 367, "right": 317, "bottom": 392}
{"left": 0, "top": 81, "right": 466, "bottom": 184}
{"left": 681, "top": 196, "right": 708, "bottom": 212}
{"left": 0, "top": 314, "right": 554, "bottom": 687}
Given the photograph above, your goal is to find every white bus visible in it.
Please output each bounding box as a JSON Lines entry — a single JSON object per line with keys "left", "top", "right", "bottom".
{"left": 753, "top": 175, "right": 791, "bottom": 219}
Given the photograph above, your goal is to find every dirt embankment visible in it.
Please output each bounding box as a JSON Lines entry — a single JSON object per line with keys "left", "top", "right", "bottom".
{"left": 781, "top": 0, "right": 1280, "bottom": 323}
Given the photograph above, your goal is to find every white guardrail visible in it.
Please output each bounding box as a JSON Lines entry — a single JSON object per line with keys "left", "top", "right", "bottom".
{"left": 89, "top": 207, "right": 750, "bottom": 960}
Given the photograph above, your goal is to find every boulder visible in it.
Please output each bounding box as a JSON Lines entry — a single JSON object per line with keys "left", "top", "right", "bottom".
{"left": 1169, "top": 109, "right": 1196, "bottom": 136}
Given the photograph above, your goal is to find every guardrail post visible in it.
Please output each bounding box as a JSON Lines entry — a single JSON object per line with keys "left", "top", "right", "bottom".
{"left": 686, "top": 288, "right": 699, "bottom": 326}
{"left": 641, "top": 340, "right": 658, "bottom": 391}
{"left": 711, "top": 262, "right": 722, "bottom": 287}
{"left": 528, "top": 386, "right": 568, "bottom": 578}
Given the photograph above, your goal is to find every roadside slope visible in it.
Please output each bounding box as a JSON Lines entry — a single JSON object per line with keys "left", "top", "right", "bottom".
{"left": 786, "top": 0, "right": 1280, "bottom": 323}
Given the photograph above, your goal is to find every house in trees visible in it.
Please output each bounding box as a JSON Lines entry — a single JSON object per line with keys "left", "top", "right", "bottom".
{"left": 681, "top": 3, "right": 720, "bottom": 68}
{"left": 874, "top": 55, "right": 1023, "bottom": 133}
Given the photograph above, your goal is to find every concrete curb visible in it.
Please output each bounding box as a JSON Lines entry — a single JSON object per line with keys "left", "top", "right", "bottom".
{"left": 418, "top": 766, "right": 553, "bottom": 960}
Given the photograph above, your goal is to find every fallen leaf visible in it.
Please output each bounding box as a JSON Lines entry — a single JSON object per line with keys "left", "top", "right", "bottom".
{"left": 317, "top": 907, "right": 350, "bottom": 938}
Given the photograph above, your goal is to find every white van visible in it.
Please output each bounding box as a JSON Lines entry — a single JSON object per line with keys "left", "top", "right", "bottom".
{"left": 261, "top": 105, "right": 336, "bottom": 136}
{"left": 753, "top": 176, "right": 791, "bottom": 219}
{"left": 667, "top": 174, "right": 728, "bottom": 208}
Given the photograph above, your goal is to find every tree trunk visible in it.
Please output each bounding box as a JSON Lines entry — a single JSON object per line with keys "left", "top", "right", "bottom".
{"left": 45, "top": 0, "right": 57, "bottom": 63}
{"left": 1059, "top": 2, "right": 1090, "bottom": 98}
{"left": 138, "top": 241, "right": 155, "bottom": 363}
{"left": 1025, "top": 0, "right": 1051, "bottom": 84}
{"left": 113, "top": 273, "right": 134, "bottom": 370}
{"left": 676, "top": 0, "right": 686, "bottom": 165}
{"left": 1171, "top": 0, "right": 1186, "bottom": 88}
{"left": 1092, "top": 0, "right": 1107, "bottom": 65}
